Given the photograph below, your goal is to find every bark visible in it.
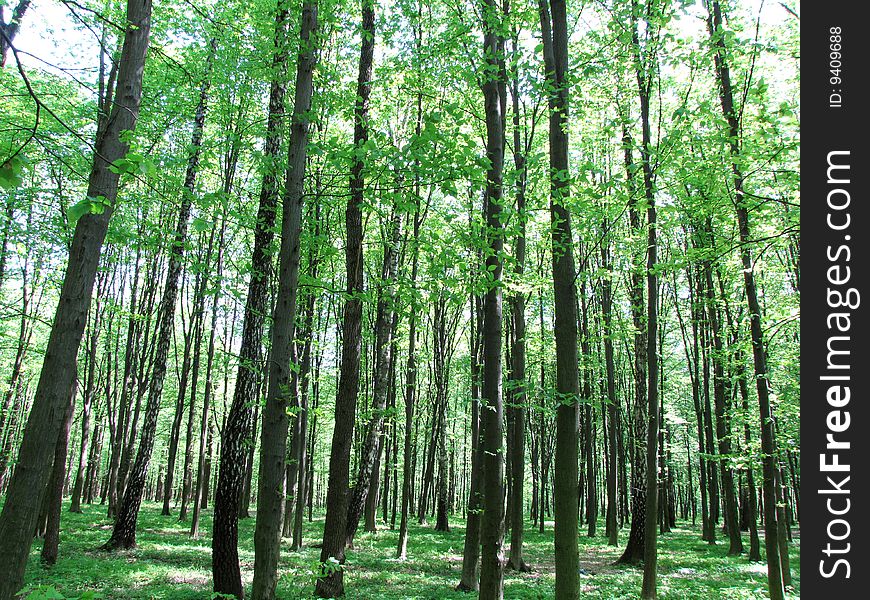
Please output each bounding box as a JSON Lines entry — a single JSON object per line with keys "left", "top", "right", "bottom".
{"left": 104, "top": 33, "right": 211, "bottom": 550}
{"left": 211, "top": 4, "right": 291, "bottom": 595}
{"left": 630, "top": 4, "right": 661, "bottom": 594}
{"left": 616, "top": 118, "right": 647, "bottom": 566}
{"left": 293, "top": 204, "right": 323, "bottom": 550}
{"left": 251, "top": 5, "right": 318, "bottom": 592}
{"left": 40, "top": 383, "right": 77, "bottom": 565}
{"left": 397, "top": 206, "right": 423, "bottom": 560}
{"left": 314, "top": 1, "right": 372, "bottom": 596}
{"left": 706, "top": 2, "right": 784, "bottom": 596}
{"left": 179, "top": 227, "right": 214, "bottom": 522}
{"left": 506, "top": 31, "right": 530, "bottom": 571}
{"left": 161, "top": 307, "right": 194, "bottom": 516}
{"left": 478, "top": 1, "right": 507, "bottom": 597}
{"left": 702, "top": 238, "right": 742, "bottom": 555}
{"left": 0, "top": 0, "right": 151, "bottom": 594}
{"left": 538, "top": 1, "right": 580, "bottom": 597}
{"left": 345, "top": 198, "right": 401, "bottom": 547}
{"left": 601, "top": 238, "right": 619, "bottom": 546}
{"left": 69, "top": 307, "right": 101, "bottom": 513}
{"left": 0, "top": 0, "right": 31, "bottom": 67}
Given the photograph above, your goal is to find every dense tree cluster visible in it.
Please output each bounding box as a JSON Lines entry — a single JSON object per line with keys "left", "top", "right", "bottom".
{"left": 0, "top": 0, "right": 799, "bottom": 598}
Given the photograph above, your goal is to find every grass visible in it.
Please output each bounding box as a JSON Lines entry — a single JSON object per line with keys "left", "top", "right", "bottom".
{"left": 21, "top": 502, "right": 800, "bottom": 599}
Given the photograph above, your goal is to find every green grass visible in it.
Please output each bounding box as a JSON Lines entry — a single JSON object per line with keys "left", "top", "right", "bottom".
{"left": 21, "top": 502, "right": 800, "bottom": 599}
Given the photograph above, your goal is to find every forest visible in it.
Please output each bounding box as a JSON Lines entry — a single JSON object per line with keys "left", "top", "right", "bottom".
{"left": 0, "top": 0, "right": 800, "bottom": 598}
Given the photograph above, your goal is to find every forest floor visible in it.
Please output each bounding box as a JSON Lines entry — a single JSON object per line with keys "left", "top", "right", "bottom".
{"left": 20, "top": 502, "right": 800, "bottom": 599}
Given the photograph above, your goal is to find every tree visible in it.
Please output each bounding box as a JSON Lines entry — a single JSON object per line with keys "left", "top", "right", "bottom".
{"left": 103, "top": 35, "right": 214, "bottom": 550}
{"left": 251, "top": 2, "right": 318, "bottom": 595}
{"left": 0, "top": 0, "right": 152, "bottom": 594}
{"left": 314, "top": 0, "right": 374, "bottom": 596}
{"left": 212, "top": 3, "right": 291, "bottom": 595}
{"left": 538, "top": 0, "right": 580, "bottom": 597}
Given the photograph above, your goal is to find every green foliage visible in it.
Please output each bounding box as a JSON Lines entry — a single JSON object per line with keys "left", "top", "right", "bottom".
{"left": 21, "top": 504, "right": 799, "bottom": 599}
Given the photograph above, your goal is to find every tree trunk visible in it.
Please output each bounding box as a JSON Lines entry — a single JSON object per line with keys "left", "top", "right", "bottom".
{"left": 706, "top": 2, "right": 784, "bottom": 597}
{"left": 211, "top": 4, "right": 291, "bottom": 595}
{"left": 0, "top": 0, "right": 151, "bottom": 594}
{"left": 314, "top": 1, "right": 372, "bottom": 596}
{"left": 104, "top": 35, "right": 211, "bottom": 550}
{"left": 538, "top": 2, "right": 580, "bottom": 597}
{"left": 40, "top": 384, "right": 77, "bottom": 565}
{"left": 344, "top": 198, "right": 401, "bottom": 547}
{"left": 250, "top": 5, "right": 318, "bottom": 596}
{"left": 478, "top": 2, "right": 507, "bottom": 598}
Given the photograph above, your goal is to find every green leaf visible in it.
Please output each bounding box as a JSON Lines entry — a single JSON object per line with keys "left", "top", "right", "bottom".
{"left": 0, "top": 156, "right": 26, "bottom": 190}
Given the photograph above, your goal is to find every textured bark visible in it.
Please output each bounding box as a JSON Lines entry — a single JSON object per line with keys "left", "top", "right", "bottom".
{"left": 628, "top": 3, "right": 661, "bottom": 594}
{"left": 601, "top": 239, "right": 619, "bottom": 546}
{"left": 616, "top": 117, "right": 647, "bottom": 566}
{"left": 506, "top": 34, "right": 530, "bottom": 571}
{"left": 345, "top": 199, "right": 401, "bottom": 547}
{"left": 706, "top": 2, "right": 784, "bottom": 597}
{"left": 251, "top": 5, "right": 318, "bottom": 595}
{"left": 477, "top": 2, "right": 507, "bottom": 598}
{"left": 69, "top": 308, "right": 100, "bottom": 513}
{"left": 191, "top": 222, "right": 224, "bottom": 537}
{"left": 539, "top": 1, "right": 580, "bottom": 597}
{"left": 0, "top": 1, "right": 151, "bottom": 595}
{"left": 211, "top": 4, "right": 290, "bottom": 595}
{"left": 0, "top": 0, "right": 31, "bottom": 66}
{"left": 104, "top": 34, "right": 211, "bottom": 550}
{"left": 179, "top": 225, "right": 215, "bottom": 522}
{"left": 702, "top": 241, "right": 743, "bottom": 555}
{"left": 161, "top": 310, "right": 194, "bottom": 516}
{"left": 293, "top": 204, "right": 323, "bottom": 550}
{"left": 314, "top": 2, "right": 372, "bottom": 596}
{"left": 40, "top": 385, "right": 77, "bottom": 565}
{"left": 397, "top": 207, "right": 423, "bottom": 560}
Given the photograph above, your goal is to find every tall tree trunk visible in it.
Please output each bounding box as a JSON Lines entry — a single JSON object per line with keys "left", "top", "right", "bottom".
{"left": 250, "top": 5, "right": 318, "bottom": 596}
{"left": 68, "top": 316, "right": 98, "bottom": 513}
{"left": 397, "top": 196, "right": 423, "bottom": 560}
{"left": 345, "top": 199, "right": 401, "bottom": 546}
{"left": 538, "top": 1, "right": 580, "bottom": 597}
{"left": 601, "top": 236, "right": 619, "bottom": 546}
{"left": 705, "top": 2, "right": 784, "bottom": 597}
{"left": 701, "top": 235, "right": 742, "bottom": 555}
{"left": 211, "top": 4, "right": 291, "bottom": 595}
{"left": 191, "top": 220, "right": 225, "bottom": 537}
{"left": 478, "top": 1, "right": 507, "bottom": 598}
{"left": 314, "top": 1, "right": 372, "bottom": 596}
{"left": 40, "top": 383, "right": 77, "bottom": 565}
{"left": 104, "top": 37, "right": 212, "bottom": 550}
{"left": 161, "top": 309, "right": 195, "bottom": 516}
{"left": 506, "top": 31, "right": 530, "bottom": 571}
{"left": 0, "top": 0, "right": 151, "bottom": 594}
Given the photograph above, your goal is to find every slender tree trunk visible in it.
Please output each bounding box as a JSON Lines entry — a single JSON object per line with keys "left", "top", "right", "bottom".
{"left": 104, "top": 38, "right": 212, "bottom": 550}
{"left": 314, "top": 2, "right": 372, "bottom": 596}
{"left": 506, "top": 33, "right": 530, "bottom": 571}
{"left": 706, "top": 3, "right": 784, "bottom": 597}
{"left": 250, "top": 6, "right": 318, "bottom": 596}
{"left": 345, "top": 199, "right": 401, "bottom": 546}
{"left": 397, "top": 203, "right": 423, "bottom": 560}
{"left": 69, "top": 303, "right": 102, "bottom": 513}
{"left": 601, "top": 237, "right": 619, "bottom": 546}
{"left": 478, "top": 2, "right": 507, "bottom": 598}
{"left": 40, "top": 384, "right": 77, "bottom": 565}
{"left": 211, "top": 4, "right": 291, "bottom": 595}
{"left": 538, "top": 2, "right": 580, "bottom": 596}
{"left": 0, "top": 1, "right": 151, "bottom": 594}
